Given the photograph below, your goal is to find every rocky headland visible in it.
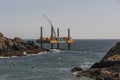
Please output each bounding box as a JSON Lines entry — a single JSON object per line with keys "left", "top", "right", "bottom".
{"left": 71, "top": 41, "right": 120, "bottom": 80}
{"left": 0, "top": 32, "right": 49, "bottom": 57}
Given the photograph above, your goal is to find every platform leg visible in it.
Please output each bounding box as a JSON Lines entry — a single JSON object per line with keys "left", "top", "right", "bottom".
{"left": 40, "top": 42, "right": 43, "bottom": 48}
{"left": 57, "top": 43, "right": 59, "bottom": 49}
{"left": 68, "top": 43, "right": 71, "bottom": 49}
{"left": 51, "top": 43, "right": 53, "bottom": 49}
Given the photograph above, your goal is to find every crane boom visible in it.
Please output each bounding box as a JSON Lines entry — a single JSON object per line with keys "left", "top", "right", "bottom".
{"left": 43, "top": 15, "right": 56, "bottom": 37}
{"left": 43, "top": 15, "right": 53, "bottom": 27}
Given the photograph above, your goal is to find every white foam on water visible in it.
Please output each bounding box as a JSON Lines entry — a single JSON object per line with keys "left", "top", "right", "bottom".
{"left": 73, "top": 72, "right": 79, "bottom": 75}
{"left": 26, "top": 51, "right": 48, "bottom": 56}
{"left": 11, "top": 56, "right": 18, "bottom": 58}
{"left": 0, "top": 56, "right": 18, "bottom": 58}
{"left": 26, "top": 49, "right": 61, "bottom": 56}
{"left": 23, "top": 51, "right": 27, "bottom": 55}
{"left": 0, "top": 49, "right": 61, "bottom": 58}
{"left": 50, "top": 49, "right": 61, "bottom": 53}
{"left": 37, "top": 51, "right": 48, "bottom": 55}
{"left": 0, "top": 56, "right": 10, "bottom": 58}
{"left": 80, "top": 62, "right": 93, "bottom": 70}
{"left": 58, "top": 57, "right": 62, "bottom": 60}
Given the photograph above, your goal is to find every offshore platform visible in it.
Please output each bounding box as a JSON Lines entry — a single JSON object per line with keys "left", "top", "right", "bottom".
{"left": 36, "top": 15, "right": 74, "bottom": 49}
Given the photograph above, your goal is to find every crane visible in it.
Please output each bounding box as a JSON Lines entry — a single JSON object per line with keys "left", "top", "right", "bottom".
{"left": 43, "top": 15, "right": 56, "bottom": 37}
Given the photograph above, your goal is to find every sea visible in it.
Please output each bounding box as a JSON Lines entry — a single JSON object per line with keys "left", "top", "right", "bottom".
{"left": 0, "top": 39, "right": 119, "bottom": 80}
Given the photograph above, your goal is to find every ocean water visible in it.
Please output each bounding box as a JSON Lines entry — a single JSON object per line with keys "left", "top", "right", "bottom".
{"left": 0, "top": 39, "right": 119, "bottom": 80}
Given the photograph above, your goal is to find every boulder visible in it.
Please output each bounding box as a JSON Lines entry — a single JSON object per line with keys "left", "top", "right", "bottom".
{"left": 26, "top": 41, "right": 38, "bottom": 49}
{"left": 71, "top": 66, "right": 83, "bottom": 72}
{"left": 101, "top": 41, "right": 120, "bottom": 62}
{"left": 0, "top": 32, "right": 49, "bottom": 57}
{"left": 0, "top": 32, "right": 38, "bottom": 52}
{"left": 0, "top": 32, "right": 4, "bottom": 38}
{"left": 71, "top": 41, "right": 120, "bottom": 80}
{"left": 13, "top": 43, "right": 27, "bottom": 51}
{"left": 0, "top": 36, "right": 7, "bottom": 51}
{"left": 13, "top": 37, "right": 24, "bottom": 44}
{"left": 5, "top": 38, "right": 14, "bottom": 48}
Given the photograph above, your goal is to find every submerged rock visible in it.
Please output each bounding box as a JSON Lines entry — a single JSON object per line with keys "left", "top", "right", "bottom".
{"left": 71, "top": 66, "right": 83, "bottom": 72}
{"left": 71, "top": 41, "right": 120, "bottom": 80}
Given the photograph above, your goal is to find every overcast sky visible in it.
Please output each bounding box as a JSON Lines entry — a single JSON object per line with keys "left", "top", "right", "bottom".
{"left": 0, "top": 0, "right": 120, "bottom": 39}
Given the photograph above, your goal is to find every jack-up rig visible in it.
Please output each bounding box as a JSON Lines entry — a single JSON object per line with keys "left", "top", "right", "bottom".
{"left": 36, "top": 15, "right": 74, "bottom": 49}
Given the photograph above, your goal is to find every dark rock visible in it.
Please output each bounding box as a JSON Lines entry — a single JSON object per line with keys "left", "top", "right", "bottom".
{"left": 26, "top": 41, "right": 38, "bottom": 49}
{"left": 91, "top": 61, "right": 120, "bottom": 68}
{"left": 13, "top": 37, "right": 24, "bottom": 44}
{"left": 0, "top": 32, "right": 49, "bottom": 57}
{"left": 26, "top": 48, "right": 50, "bottom": 54}
{"left": 71, "top": 66, "right": 83, "bottom": 72}
{"left": 101, "top": 41, "right": 120, "bottom": 62}
{"left": 96, "top": 77, "right": 113, "bottom": 80}
{"left": 0, "top": 32, "right": 4, "bottom": 38}
{"left": 76, "top": 73, "right": 82, "bottom": 77}
{"left": 13, "top": 43, "right": 27, "bottom": 51}
{"left": 71, "top": 41, "right": 120, "bottom": 80}
{"left": 5, "top": 38, "right": 14, "bottom": 48}
{"left": 90, "top": 69, "right": 101, "bottom": 76}
{"left": 0, "top": 38, "right": 7, "bottom": 51}
{"left": 27, "top": 41, "right": 34, "bottom": 46}
{"left": 0, "top": 51, "right": 25, "bottom": 57}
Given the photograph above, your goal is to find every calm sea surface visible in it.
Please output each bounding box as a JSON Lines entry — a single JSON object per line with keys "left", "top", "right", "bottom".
{"left": 0, "top": 39, "right": 119, "bottom": 80}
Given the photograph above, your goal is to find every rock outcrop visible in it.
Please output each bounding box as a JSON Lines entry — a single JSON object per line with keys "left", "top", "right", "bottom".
{"left": 71, "top": 41, "right": 120, "bottom": 80}
{"left": 0, "top": 32, "right": 49, "bottom": 57}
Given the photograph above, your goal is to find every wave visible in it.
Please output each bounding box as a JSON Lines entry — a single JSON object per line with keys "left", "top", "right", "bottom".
{"left": 50, "top": 49, "right": 61, "bottom": 53}
{"left": 26, "top": 49, "right": 61, "bottom": 56}
{"left": 80, "top": 62, "right": 94, "bottom": 70}
{"left": 0, "top": 49, "right": 61, "bottom": 58}
{"left": 0, "top": 56, "right": 10, "bottom": 58}
{"left": 0, "top": 56, "right": 18, "bottom": 59}
{"left": 26, "top": 51, "right": 48, "bottom": 56}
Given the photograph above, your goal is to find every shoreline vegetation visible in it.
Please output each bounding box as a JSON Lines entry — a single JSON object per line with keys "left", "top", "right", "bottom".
{"left": 71, "top": 41, "right": 120, "bottom": 80}
{"left": 0, "top": 32, "right": 50, "bottom": 57}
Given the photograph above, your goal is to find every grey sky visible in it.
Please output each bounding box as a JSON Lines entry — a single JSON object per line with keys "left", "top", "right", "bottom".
{"left": 0, "top": 0, "right": 120, "bottom": 39}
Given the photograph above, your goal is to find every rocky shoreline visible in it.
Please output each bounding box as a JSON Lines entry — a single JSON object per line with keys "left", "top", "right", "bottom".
{"left": 0, "top": 32, "right": 50, "bottom": 57}
{"left": 0, "top": 48, "right": 50, "bottom": 57}
{"left": 71, "top": 41, "right": 120, "bottom": 80}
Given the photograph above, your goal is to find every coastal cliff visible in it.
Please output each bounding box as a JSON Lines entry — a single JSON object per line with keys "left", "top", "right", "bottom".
{"left": 0, "top": 32, "right": 49, "bottom": 57}
{"left": 71, "top": 41, "right": 120, "bottom": 80}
